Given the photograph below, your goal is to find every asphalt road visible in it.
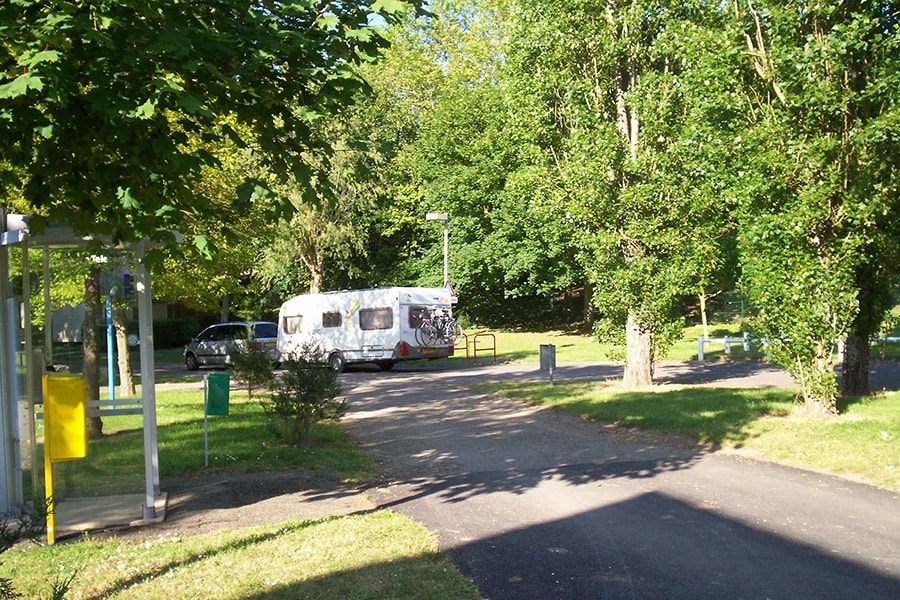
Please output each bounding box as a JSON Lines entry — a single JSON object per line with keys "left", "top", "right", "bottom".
{"left": 340, "top": 361, "right": 900, "bottom": 600}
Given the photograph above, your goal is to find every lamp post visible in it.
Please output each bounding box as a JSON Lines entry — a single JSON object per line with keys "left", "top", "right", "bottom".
{"left": 425, "top": 212, "right": 449, "bottom": 286}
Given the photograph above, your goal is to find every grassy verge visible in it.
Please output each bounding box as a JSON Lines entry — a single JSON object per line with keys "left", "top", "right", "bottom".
{"left": 474, "top": 380, "right": 900, "bottom": 491}
{"left": 461, "top": 324, "right": 764, "bottom": 364}
{"left": 1, "top": 512, "right": 479, "bottom": 599}
{"left": 31, "top": 390, "right": 376, "bottom": 497}
{"left": 462, "top": 321, "right": 900, "bottom": 363}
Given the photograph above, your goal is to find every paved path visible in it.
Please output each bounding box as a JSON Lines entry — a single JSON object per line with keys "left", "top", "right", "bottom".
{"left": 341, "top": 361, "right": 900, "bottom": 600}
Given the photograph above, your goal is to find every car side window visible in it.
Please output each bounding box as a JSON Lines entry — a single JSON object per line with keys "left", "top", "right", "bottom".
{"left": 199, "top": 327, "right": 217, "bottom": 342}
{"left": 229, "top": 325, "right": 248, "bottom": 341}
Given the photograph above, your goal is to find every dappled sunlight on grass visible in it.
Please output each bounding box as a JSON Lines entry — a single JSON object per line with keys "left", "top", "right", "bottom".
{"left": 41, "top": 390, "right": 376, "bottom": 499}
{"left": 477, "top": 381, "right": 793, "bottom": 446}
{"left": 477, "top": 381, "right": 899, "bottom": 491}
{"left": 1, "top": 512, "right": 478, "bottom": 600}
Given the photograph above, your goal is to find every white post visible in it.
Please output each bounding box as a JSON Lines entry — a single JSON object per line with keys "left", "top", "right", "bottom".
{"left": 135, "top": 241, "right": 159, "bottom": 519}
{"left": 43, "top": 248, "right": 52, "bottom": 365}
{"left": 426, "top": 213, "right": 450, "bottom": 286}
{"left": 697, "top": 337, "right": 705, "bottom": 361}
{"left": 0, "top": 209, "right": 17, "bottom": 516}
{"left": 442, "top": 219, "right": 449, "bottom": 286}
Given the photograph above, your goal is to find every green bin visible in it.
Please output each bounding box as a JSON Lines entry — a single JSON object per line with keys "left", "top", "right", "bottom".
{"left": 206, "top": 372, "right": 230, "bottom": 416}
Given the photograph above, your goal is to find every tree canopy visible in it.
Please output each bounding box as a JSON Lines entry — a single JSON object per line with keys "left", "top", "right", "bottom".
{"left": 0, "top": 0, "right": 422, "bottom": 248}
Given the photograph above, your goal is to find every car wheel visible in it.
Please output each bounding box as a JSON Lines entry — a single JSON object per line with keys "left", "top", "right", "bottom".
{"left": 328, "top": 352, "right": 345, "bottom": 373}
{"left": 185, "top": 352, "right": 200, "bottom": 371}
{"left": 376, "top": 360, "right": 395, "bottom": 371}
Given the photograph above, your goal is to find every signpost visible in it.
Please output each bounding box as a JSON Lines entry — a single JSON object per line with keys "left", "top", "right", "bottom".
{"left": 42, "top": 374, "right": 88, "bottom": 544}
{"left": 204, "top": 372, "right": 230, "bottom": 467}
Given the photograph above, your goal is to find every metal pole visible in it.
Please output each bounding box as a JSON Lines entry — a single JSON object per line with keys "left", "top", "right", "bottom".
{"left": 0, "top": 206, "right": 15, "bottom": 516}
{"left": 106, "top": 291, "right": 115, "bottom": 405}
{"left": 43, "top": 248, "right": 52, "bottom": 365}
{"left": 442, "top": 219, "right": 449, "bottom": 286}
{"left": 135, "top": 241, "right": 159, "bottom": 519}
{"left": 204, "top": 374, "right": 209, "bottom": 468}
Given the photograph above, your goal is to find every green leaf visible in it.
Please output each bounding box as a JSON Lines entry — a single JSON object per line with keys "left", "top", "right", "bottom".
{"left": 133, "top": 99, "right": 156, "bottom": 119}
{"left": 0, "top": 72, "right": 44, "bottom": 99}
{"left": 317, "top": 14, "right": 339, "bottom": 29}
{"left": 372, "top": 0, "right": 407, "bottom": 14}
{"left": 117, "top": 186, "right": 140, "bottom": 210}
{"left": 192, "top": 234, "right": 213, "bottom": 259}
{"left": 26, "top": 50, "right": 60, "bottom": 68}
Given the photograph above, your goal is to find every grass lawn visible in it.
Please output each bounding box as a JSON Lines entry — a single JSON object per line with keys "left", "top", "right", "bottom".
{"left": 474, "top": 380, "right": 900, "bottom": 492}
{"left": 462, "top": 321, "right": 900, "bottom": 363}
{"left": 30, "top": 390, "right": 377, "bottom": 498}
{"left": 1, "top": 512, "right": 479, "bottom": 600}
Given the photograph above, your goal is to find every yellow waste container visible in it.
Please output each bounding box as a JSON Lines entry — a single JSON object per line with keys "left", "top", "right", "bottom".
{"left": 42, "top": 374, "right": 88, "bottom": 461}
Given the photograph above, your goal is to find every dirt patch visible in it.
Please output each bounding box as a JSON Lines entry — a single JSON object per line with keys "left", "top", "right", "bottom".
{"left": 77, "top": 470, "right": 376, "bottom": 543}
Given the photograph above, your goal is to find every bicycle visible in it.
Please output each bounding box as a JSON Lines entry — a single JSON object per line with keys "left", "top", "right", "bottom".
{"left": 415, "top": 306, "right": 462, "bottom": 346}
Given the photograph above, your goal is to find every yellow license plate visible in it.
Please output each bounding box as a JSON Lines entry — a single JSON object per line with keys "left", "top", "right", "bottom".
{"left": 422, "top": 347, "right": 436, "bottom": 354}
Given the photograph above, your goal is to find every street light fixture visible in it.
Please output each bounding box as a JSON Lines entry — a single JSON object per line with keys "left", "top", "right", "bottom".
{"left": 425, "top": 212, "right": 449, "bottom": 286}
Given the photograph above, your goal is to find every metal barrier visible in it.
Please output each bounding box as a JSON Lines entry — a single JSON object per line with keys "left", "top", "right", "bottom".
{"left": 88, "top": 398, "right": 143, "bottom": 417}
{"left": 465, "top": 332, "right": 497, "bottom": 363}
{"left": 697, "top": 333, "right": 751, "bottom": 360}
{"left": 37, "top": 397, "right": 144, "bottom": 419}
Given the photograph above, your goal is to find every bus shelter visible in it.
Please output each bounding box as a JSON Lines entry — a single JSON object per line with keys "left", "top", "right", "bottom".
{"left": 0, "top": 213, "right": 164, "bottom": 533}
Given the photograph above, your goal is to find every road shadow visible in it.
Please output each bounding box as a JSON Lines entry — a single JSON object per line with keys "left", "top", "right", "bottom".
{"left": 450, "top": 491, "right": 900, "bottom": 599}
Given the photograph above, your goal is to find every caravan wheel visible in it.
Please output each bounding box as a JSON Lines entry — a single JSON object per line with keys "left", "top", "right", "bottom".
{"left": 376, "top": 360, "right": 395, "bottom": 371}
{"left": 328, "top": 352, "right": 346, "bottom": 373}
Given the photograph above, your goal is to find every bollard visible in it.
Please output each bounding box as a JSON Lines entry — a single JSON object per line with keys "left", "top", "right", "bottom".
{"left": 539, "top": 344, "right": 556, "bottom": 384}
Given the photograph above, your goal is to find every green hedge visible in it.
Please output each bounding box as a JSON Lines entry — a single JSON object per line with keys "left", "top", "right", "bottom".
{"left": 153, "top": 317, "right": 217, "bottom": 348}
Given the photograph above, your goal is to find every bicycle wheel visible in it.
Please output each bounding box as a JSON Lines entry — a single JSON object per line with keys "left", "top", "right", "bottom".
{"left": 446, "top": 320, "right": 462, "bottom": 344}
{"left": 416, "top": 321, "right": 439, "bottom": 346}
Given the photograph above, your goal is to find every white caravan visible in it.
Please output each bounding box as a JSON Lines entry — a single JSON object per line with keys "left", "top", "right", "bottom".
{"left": 277, "top": 287, "right": 457, "bottom": 371}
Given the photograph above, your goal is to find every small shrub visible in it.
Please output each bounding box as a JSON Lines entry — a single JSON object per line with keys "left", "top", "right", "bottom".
{"left": 227, "top": 341, "right": 276, "bottom": 401}
{"left": 262, "top": 347, "right": 345, "bottom": 445}
{"left": 1, "top": 499, "right": 48, "bottom": 599}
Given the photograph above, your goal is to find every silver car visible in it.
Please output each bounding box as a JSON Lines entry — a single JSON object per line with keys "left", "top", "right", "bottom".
{"left": 183, "top": 321, "right": 279, "bottom": 370}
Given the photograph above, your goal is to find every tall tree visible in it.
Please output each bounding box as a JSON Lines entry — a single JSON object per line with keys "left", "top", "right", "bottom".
{"left": 508, "top": 0, "right": 741, "bottom": 386}
{"left": 733, "top": 0, "right": 900, "bottom": 412}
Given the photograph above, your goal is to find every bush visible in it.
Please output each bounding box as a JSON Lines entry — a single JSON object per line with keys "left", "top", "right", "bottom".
{"left": 153, "top": 318, "right": 213, "bottom": 348}
{"left": 262, "top": 347, "right": 345, "bottom": 445}
{"left": 1, "top": 500, "right": 50, "bottom": 599}
{"left": 227, "top": 341, "right": 276, "bottom": 401}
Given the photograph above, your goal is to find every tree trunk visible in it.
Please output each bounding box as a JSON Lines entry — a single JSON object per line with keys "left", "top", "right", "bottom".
{"left": 699, "top": 292, "right": 710, "bottom": 341}
{"left": 842, "top": 331, "right": 870, "bottom": 397}
{"left": 622, "top": 311, "right": 654, "bottom": 389}
{"left": 83, "top": 270, "right": 103, "bottom": 439}
{"left": 309, "top": 269, "right": 322, "bottom": 295}
{"left": 114, "top": 299, "right": 135, "bottom": 397}
{"left": 309, "top": 247, "right": 325, "bottom": 294}
{"left": 220, "top": 294, "right": 230, "bottom": 322}
{"left": 841, "top": 260, "right": 885, "bottom": 398}
{"left": 582, "top": 281, "right": 595, "bottom": 328}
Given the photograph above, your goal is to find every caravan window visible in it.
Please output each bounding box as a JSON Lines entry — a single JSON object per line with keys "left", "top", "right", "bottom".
{"left": 322, "top": 311, "right": 342, "bottom": 328}
{"left": 408, "top": 306, "right": 428, "bottom": 328}
{"left": 359, "top": 307, "right": 392, "bottom": 330}
{"left": 282, "top": 315, "right": 303, "bottom": 335}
